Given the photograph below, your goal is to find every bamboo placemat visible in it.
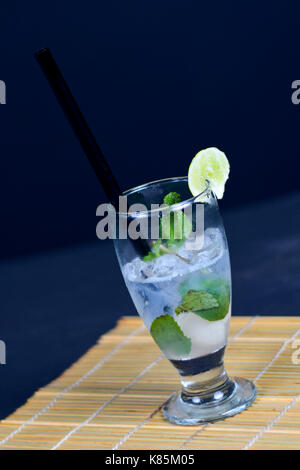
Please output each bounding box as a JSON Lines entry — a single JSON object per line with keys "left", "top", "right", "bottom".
{"left": 0, "top": 316, "right": 300, "bottom": 450}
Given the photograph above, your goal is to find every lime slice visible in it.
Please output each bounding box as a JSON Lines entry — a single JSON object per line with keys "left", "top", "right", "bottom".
{"left": 188, "top": 147, "right": 230, "bottom": 199}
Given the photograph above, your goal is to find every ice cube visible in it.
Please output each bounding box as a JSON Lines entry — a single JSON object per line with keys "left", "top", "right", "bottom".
{"left": 123, "top": 227, "right": 225, "bottom": 285}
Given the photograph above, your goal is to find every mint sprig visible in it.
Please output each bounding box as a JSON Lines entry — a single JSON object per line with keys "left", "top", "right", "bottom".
{"left": 142, "top": 238, "right": 163, "bottom": 261}
{"left": 177, "top": 279, "right": 230, "bottom": 321}
{"left": 150, "top": 314, "right": 191, "bottom": 356}
{"left": 163, "top": 192, "right": 181, "bottom": 205}
{"left": 175, "top": 290, "right": 219, "bottom": 315}
{"left": 143, "top": 191, "right": 192, "bottom": 261}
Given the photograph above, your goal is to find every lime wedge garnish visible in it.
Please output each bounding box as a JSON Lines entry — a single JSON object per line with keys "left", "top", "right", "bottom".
{"left": 188, "top": 147, "right": 230, "bottom": 199}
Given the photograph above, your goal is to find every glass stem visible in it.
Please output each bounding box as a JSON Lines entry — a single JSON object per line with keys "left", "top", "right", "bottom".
{"left": 180, "top": 365, "right": 235, "bottom": 405}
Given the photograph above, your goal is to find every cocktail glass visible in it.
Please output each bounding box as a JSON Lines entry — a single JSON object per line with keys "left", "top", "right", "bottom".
{"left": 114, "top": 176, "right": 256, "bottom": 425}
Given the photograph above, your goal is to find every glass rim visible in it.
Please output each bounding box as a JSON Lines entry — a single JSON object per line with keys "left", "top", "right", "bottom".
{"left": 116, "top": 176, "right": 211, "bottom": 217}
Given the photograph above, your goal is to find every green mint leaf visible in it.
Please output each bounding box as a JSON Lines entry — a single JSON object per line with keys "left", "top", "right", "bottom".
{"left": 161, "top": 212, "right": 175, "bottom": 241}
{"left": 175, "top": 290, "right": 218, "bottom": 315}
{"left": 161, "top": 193, "right": 192, "bottom": 245}
{"left": 178, "top": 279, "right": 230, "bottom": 321}
{"left": 152, "top": 238, "right": 162, "bottom": 255}
{"left": 143, "top": 191, "right": 192, "bottom": 260}
{"left": 143, "top": 238, "right": 162, "bottom": 262}
{"left": 143, "top": 252, "right": 156, "bottom": 262}
{"left": 163, "top": 191, "right": 181, "bottom": 206}
{"left": 150, "top": 314, "right": 191, "bottom": 356}
{"left": 165, "top": 211, "right": 192, "bottom": 246}
{"left": 161, "top": 192, "right": 182, "bottom": 241}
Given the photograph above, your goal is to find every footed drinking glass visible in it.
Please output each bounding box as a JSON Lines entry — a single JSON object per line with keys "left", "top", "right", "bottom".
{"left": 113, "top": 177, "right": 256, "bottom": 425}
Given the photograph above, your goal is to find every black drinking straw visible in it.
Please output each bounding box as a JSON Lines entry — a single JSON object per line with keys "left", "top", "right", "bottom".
{"left": 35, "top": 48, "right": 121, "bottom": 207}
{"left": 35, "top": 48, "right": 148, "bottom": 256}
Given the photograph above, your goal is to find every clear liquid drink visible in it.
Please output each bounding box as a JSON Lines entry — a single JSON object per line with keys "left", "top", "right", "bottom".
{"left": 114, "top": 177, "right": 256, "bottom": 425}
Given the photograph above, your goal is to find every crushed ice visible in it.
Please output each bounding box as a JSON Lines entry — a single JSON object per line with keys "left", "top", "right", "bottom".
{"left": 123, "top": 228, "right": 224, "bottom": 283}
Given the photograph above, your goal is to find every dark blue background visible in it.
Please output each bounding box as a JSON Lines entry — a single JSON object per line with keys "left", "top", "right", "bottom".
{"left": 1, "top": 0, "right": 299, "bottom": 258}
{"left": 0, "top": 1, "right": 300, "bottom": 421}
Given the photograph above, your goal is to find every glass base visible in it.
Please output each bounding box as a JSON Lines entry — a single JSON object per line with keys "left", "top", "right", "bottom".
{"left": 162, "top": 377, "right": 257, "bottom": 425}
